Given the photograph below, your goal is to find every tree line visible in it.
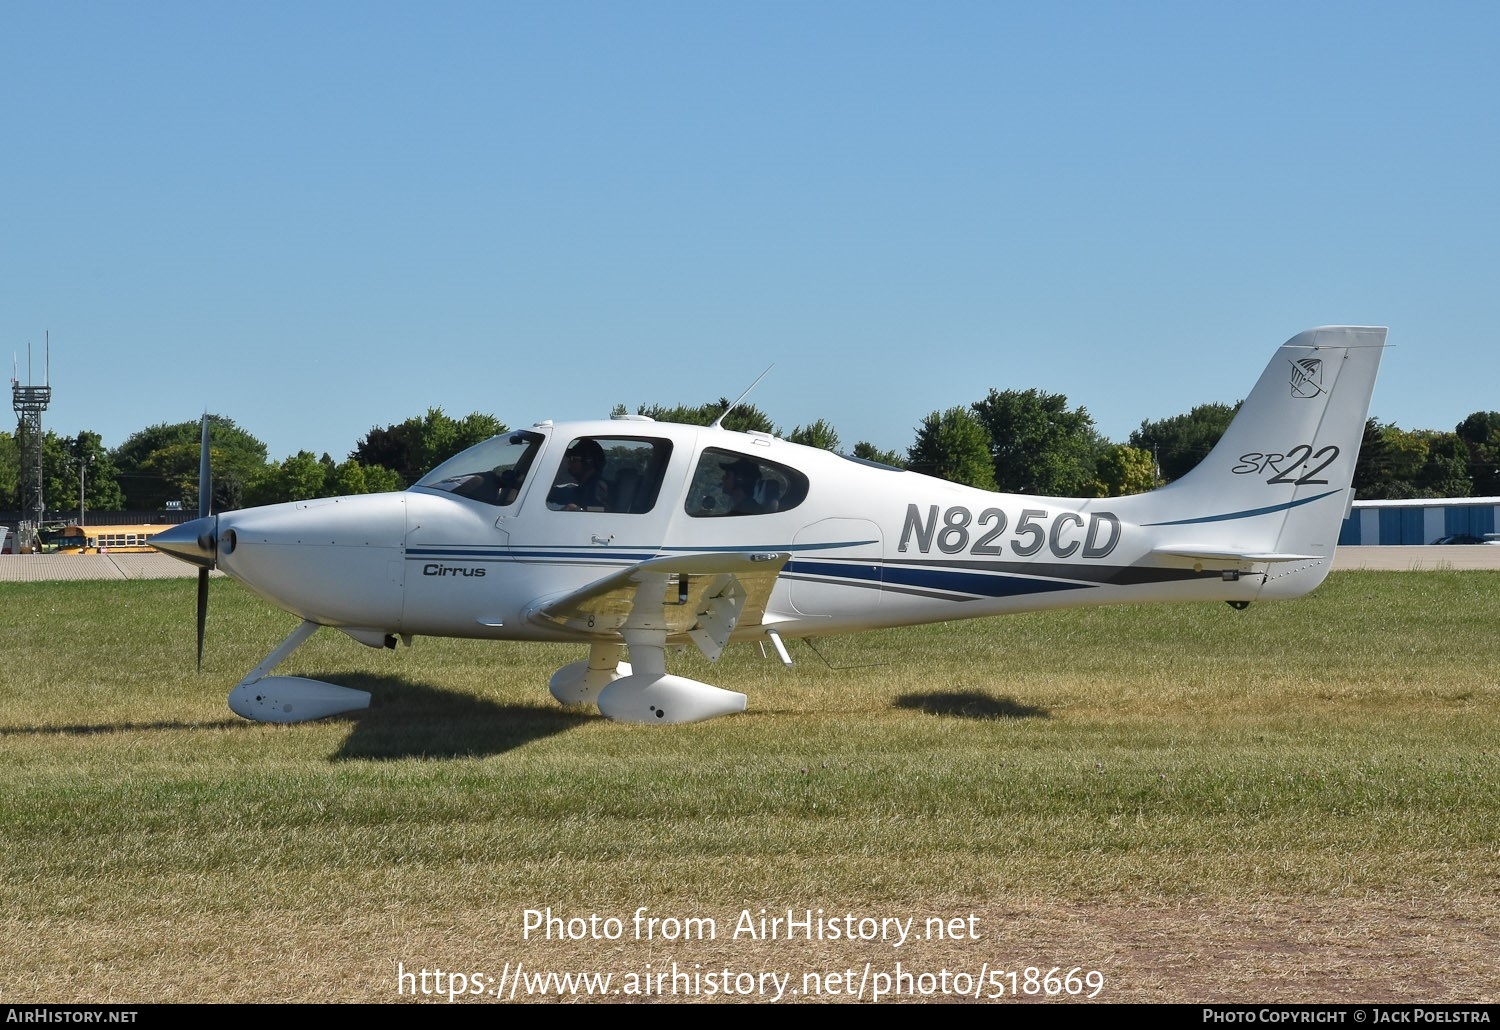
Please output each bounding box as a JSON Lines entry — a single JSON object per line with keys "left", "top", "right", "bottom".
{"left": 2, "top": 392, "right": 1498, "bottom": 518}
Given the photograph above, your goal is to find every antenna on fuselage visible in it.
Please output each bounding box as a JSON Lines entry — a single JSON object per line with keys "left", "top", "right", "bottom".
{"left": 711, "top": 365, "right": 774, "bottom": 429}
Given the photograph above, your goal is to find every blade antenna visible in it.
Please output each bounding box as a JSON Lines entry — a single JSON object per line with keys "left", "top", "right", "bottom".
{"left": 711, "top": 365, "right": 774, "bottom": 429}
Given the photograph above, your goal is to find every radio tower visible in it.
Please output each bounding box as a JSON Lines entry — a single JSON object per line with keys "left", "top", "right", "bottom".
{"left": 12, "top": 334, "right": 52, "bottom": 543}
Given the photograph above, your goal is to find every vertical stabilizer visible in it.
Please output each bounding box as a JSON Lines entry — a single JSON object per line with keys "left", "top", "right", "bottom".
{"left": 1143, "top": 326, "right": 1386, "bottom": 597}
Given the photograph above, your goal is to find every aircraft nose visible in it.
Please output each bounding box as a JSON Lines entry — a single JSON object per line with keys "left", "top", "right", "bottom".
{"left": 151, "top": 516, "right": 218, "bottom": 569}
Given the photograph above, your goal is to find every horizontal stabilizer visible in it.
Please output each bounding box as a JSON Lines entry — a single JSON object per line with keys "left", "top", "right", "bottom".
{"left": 1150, "top": 547, "right": 1325, "bottom": 569}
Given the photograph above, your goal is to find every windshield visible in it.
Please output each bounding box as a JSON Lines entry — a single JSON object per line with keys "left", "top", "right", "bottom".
{"left": 412, "top": 431, "right": 544, "bottom": 507}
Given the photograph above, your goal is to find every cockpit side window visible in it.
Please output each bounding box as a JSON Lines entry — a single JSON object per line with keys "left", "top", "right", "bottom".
{"left": 546, "top": 436, "right": 673, "bottom": 513}
{"left": 412, "top": 431, "right": 544, "bottom": 507}
{"left": 686, "top": 447, "right": 808, "bottom": 517}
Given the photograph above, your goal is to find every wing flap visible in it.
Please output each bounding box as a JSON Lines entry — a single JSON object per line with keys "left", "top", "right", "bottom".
{"left": 528, "top": 551, "right": 791, "bottom": 657}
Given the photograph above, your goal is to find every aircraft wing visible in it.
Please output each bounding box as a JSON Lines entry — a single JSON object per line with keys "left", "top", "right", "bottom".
{"left": 528, "top": 551, "right": 791, "bottom": 660}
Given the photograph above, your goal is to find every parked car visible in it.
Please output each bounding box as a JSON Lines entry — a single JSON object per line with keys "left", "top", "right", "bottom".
{"left": 1432, "top": 534, "right": 1483, "bottom": 544}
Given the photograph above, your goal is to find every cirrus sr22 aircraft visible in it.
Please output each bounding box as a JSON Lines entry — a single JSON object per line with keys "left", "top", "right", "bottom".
{"left": 153, "top": 326, "right": 1386, "bottom": 725}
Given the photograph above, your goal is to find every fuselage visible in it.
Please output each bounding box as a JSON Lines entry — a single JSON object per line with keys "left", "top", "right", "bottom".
{"left": 179, "top": 414, "right": 1331, "bottom": 646}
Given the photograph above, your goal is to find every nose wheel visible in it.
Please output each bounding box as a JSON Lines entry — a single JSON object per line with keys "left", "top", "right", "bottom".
{"left": 225, "top": 620, "right": 371, "bottom": 723}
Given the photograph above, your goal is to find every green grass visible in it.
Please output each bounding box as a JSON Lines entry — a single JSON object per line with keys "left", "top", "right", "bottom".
{"left": 1, "top": 571, "right": 1497, "bottom": 1002}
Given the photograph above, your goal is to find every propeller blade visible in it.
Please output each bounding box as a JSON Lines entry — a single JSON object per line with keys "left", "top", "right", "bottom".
{"left": 197, "top": 414, "right": 212, "bottom": 669}
{"left": 198, "top": 415, "right": 212, "bottom": 519}
{"left": 196, "top": 567, "right": 209, "bottom": 671}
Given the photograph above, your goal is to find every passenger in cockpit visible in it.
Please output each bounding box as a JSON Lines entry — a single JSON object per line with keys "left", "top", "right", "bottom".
{"left": 720, "top": 458, "right": 764, "bottom": 515}
{"left": 548, "top": 438, "right": 610, "bottom": 511}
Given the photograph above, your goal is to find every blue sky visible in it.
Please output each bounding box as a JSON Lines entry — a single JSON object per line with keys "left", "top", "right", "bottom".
{"left": 4, "top": 2, "right": 1496, "bottom": 463}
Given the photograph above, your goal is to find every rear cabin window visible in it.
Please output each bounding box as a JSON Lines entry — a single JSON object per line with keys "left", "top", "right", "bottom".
{"left": 686, "top": 447, "right": 808, "bottom": 517}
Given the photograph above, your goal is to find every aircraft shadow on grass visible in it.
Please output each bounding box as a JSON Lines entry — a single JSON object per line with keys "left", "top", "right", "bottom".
{"left": 316, "top": 673, "right": 592, "bottom": 760}
{"left": 893, "top": 690, "right": 1050, "bottom": 721}
{"left": 0, "top": 681, "right": 1041, "bottom": 756}
{"left": 0, "top": 677, "right": 589, "bottom": 759}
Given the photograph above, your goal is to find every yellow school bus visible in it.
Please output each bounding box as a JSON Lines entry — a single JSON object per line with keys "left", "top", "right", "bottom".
{"left": 43, "top": 524, "right": 172, "bottom": 553}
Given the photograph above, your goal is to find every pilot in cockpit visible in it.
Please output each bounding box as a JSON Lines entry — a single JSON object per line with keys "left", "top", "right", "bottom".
{"left": 547, "top": 438, "right": 610, "bottom": 511}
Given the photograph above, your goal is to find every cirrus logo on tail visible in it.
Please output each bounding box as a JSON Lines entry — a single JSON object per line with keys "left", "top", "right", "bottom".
{"left": 1289, "top": 357, "right": 1326, "bottom": 399}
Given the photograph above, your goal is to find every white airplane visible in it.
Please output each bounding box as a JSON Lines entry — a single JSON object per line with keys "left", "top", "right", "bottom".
{"left": 153, "top": 326, "right": 1386, "bottom": 725}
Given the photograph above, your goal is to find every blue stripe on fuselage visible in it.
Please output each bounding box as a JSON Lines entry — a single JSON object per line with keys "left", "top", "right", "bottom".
{"left": 1142, "top": 490, "right": 1338, "bottom": 527}
{"left": 788, "top": 558, "right": 1091, "bottom": 598}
